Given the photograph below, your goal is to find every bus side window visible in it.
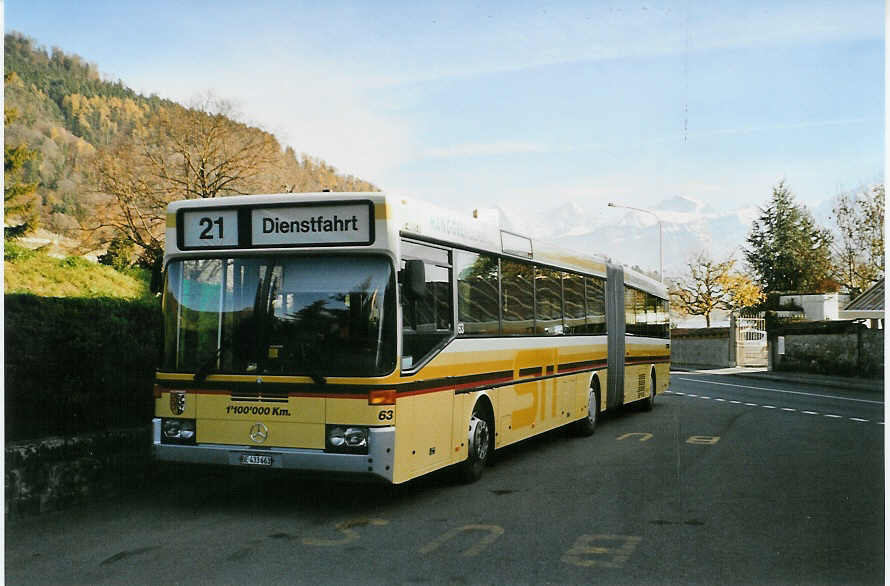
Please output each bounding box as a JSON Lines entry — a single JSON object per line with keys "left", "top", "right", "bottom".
{"left": 456, "top": 251, "right": 499, "bottom": 336}
{"left": 625, "top": 286, "right": 637, "bottom": 335}
{"left": 563, "top": 272, "right": 586, "bottom": 334}
{"left": 535, "top": 267, "right": 563, "bottom": 335}
{"left": 501, "top": 259, "right": 534, "bottom": 335}
{"left": 585, "top": 276, "right": 606, "bottom": 334}
{"left": 400, "top": 241, "right": 453, "bottom": 369}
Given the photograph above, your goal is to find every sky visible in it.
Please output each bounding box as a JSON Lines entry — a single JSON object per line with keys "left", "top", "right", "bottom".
{"left": 4, "top": 1, "right": 885, "bottom": 218}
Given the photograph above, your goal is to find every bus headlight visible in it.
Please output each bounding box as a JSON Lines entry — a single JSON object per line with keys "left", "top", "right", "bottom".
{"left": 162, "top": 418, "right": 196, "bottom": 444}
{"left": 326, "top": 425, "right": 368, "bottom": 454}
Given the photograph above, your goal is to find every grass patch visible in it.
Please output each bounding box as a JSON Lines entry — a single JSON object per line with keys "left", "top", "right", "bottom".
{"left": 4, "top": 246, "right": 152, "bottom": 299}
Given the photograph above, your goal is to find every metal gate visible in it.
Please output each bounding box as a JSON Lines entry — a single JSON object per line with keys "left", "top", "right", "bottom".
{"left": 734, "top": 315, "right": 767, "bottom": 367}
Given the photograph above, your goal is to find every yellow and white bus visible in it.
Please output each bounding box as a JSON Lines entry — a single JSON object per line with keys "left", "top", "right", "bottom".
{"left": 152, "top": 192, "right": 670, "bottom": 483}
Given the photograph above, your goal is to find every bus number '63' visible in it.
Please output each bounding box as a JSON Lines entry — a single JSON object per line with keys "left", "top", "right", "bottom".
{"left": 378, "top": 410, "right": 394, "bottom": 421}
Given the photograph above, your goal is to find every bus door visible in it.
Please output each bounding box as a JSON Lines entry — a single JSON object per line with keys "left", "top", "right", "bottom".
{"left": 605, "top": 264, "right": 625, "bottom": 409}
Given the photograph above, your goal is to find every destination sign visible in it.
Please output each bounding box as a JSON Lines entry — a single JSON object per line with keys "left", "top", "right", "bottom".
{"left": 251, "top": 203, "right": 372, "bottom": 246}
{"left": 177, "top": 202, "right": 374, "bottom": 249}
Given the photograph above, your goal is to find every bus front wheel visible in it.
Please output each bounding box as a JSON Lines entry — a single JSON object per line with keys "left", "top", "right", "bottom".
{"left": 459, "top": 404, "right": 493, "bottom": 483}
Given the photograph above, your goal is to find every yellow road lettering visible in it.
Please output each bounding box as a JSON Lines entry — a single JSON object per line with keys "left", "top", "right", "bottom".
{"left": 562, "top": 534, "right": 642, "bottom": 568}
{"left": 419, "top": 524, "right": 505, "bottom": 557}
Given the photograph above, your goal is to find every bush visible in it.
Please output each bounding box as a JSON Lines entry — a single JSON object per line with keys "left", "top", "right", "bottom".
{"left": 4, "top": 241, "right": 36, "bottom": 262}
{"left": 5, "top": 294, "right": 162, "bottom": 440}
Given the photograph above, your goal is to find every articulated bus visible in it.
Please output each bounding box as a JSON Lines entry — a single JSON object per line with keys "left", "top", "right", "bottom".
{"left": 152, "top": 192, "right": 670, "bottom": 483}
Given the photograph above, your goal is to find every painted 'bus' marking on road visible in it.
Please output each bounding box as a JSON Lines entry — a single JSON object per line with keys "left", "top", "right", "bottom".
{"left": 419, "top": 525, "right": 504, "bottom": 557}
{"left": 561, "top": 535, "right": 642, "bottom": 568}
{"left": 675, "top": 377, "right": 883, "bottom": 405}
{"left": 686, "top": 436, "right": 720, "bottom": 445}
{"left": 617, "top": 433, "right": 653, "bottom": 442}
{"left": 303, "top": 518, "right": 388, "bottom": 547}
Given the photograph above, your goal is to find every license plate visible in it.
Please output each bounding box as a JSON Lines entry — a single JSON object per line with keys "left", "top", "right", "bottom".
{"left": 239, "top": 453, "right": 273, "bottom": 466}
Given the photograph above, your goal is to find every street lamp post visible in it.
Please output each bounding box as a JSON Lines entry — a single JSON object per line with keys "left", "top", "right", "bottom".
{"left": 607, "top": 202, "right": 663, "bottom": 283}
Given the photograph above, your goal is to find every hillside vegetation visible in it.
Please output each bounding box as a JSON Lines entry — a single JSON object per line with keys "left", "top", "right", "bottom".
{"left": 4, "top": 243, "right": 152, "bottom": 299}
{"left": 4, "top": 32, "right": 378, "bottom": 260}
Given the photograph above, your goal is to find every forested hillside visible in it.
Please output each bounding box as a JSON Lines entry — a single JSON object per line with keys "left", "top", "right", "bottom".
{"left": 4, "top": 32, "right": 378, "bottom": 256}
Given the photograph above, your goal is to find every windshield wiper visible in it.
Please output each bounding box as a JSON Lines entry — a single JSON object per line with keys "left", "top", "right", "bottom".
{"left": 300, "top": 342, "right": 327, "bottom": 385}
{"left": 194, "top": 346, "right": 224, "bottom": 383}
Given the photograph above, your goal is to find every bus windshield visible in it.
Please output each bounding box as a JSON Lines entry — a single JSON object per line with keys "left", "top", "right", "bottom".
{"left": 162, "top": 254, "right": 396, "bottom": 378}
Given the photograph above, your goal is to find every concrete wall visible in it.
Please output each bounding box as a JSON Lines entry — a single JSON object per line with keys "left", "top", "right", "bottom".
{"left": 770, "top": 321, "right": 883, "bottom": 378}
{"left": 671, "top": 327, "right": 732, "bottom": 369}
{"left": 6, "top": 426, "right": 151, "bottom": 519}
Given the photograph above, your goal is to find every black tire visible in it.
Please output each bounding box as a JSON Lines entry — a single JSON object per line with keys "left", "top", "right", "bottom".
{"left": 459, "top": 403, "right": 493, "bottom": 483}
{"left": 641, "top": 371, "right": 656, "bottom": 412}
{"left": 572, "top": 384, "right": 599, "bottom": 436}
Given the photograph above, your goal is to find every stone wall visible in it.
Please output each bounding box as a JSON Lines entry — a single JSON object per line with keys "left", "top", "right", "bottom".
{"left": 671, "top": 327, "right": 732, "bottom": 369}
{"left": 5, "top": 426, "right": 151, "bottom": 519}
{"left": 770, "top": 321, "right": 884, "bottom": 378}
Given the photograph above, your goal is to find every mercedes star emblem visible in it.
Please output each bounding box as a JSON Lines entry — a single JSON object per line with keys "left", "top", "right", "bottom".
{"left": 249, "top": 422, "right": 269, "bottom": 444}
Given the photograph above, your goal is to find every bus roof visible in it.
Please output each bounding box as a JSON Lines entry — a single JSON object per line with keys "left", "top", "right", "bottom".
{"left": 166, "top": 192, "right": 667, "bottom": 298}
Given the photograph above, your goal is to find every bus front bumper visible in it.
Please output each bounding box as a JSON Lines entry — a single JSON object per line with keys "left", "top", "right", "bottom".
{"left": 152, "top": 418, "right": 395, "bottom": 482}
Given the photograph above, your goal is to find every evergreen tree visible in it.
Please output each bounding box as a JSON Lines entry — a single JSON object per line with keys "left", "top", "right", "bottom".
{"left": 4, "top": 106, "right": 41, "bottom": 240}
{"left": 744, "top": 180, "right": 834, "bottom": 293}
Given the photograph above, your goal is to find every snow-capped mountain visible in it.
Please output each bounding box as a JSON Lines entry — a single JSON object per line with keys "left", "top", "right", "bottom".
{"left": 490, "top": 196, "right": 761, "bottom": 277}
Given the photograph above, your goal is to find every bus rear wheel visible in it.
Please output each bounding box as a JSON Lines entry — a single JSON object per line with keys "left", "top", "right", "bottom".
{"left": 459, "top": 404, "right": 493, "bottom": 483}
{"left": 572, "top": 385, "right": 599, "bottom": 436}
{"left": 641, "top": 371, "right": 656, "bottom": 411}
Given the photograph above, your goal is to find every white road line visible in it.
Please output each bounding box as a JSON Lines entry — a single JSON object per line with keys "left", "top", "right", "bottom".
{"left": 675, "top": 377, "right": 883, "bottom": 405}
{"left": 673, "top": 392, "right": 685, "bottom": 395}
{"left": 674, "top": 391, "right": 882, "bottom": 426}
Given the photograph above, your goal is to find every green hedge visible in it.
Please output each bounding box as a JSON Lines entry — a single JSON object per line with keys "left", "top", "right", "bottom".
{"left": 5, "top": 294, "right": 162, "bottom": 441}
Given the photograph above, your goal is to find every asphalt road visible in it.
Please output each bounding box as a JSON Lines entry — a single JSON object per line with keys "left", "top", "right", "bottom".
{"left": 6, "top": 372, "right": 884, "bottom": 585}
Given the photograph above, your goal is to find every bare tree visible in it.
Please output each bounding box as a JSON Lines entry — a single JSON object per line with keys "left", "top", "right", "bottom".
{"left": 85, "top": 97, "right": 282, "bottom": 284}
{"left": 670, "top": 251, "right": 763, "bottom": 327}
{"left": 831, "top": 184, "right": 884, "bottom": 296}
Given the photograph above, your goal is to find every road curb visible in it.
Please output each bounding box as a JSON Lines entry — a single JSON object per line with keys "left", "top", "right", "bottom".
{"left": 671, "top": 367, "right": 884, "bottom": 394}
{"left": 731, "top": 372, "right": 884, "bottom": 394}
